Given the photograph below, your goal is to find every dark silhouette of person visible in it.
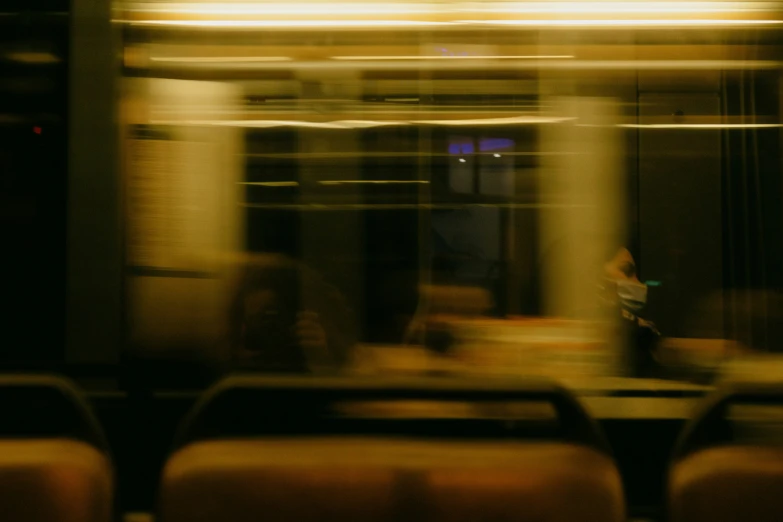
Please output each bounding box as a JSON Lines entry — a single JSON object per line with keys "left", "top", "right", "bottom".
{"left": 600, "top": 247, "right": 661, "bottom": 377}
{"left": 227, "top": 254, "right": 357, "bottom": 374}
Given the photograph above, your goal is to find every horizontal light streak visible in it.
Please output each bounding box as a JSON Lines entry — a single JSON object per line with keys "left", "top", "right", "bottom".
{"left": 461, "top": 2, "right": 777, "bottom": 15}
{"left": 125, "top": 3, "right": 446, "bottom": 16}
{"left": 152, "top": 119, "right": 783, "bottom": 130}
{"left": 151, "top": 56, "right": 291, "bottom": 62}
{"left": 239, "top": 181, "right": 299, "bottom": 186}
{"left": 319, "top": 180, "right": 429, "bottom": 185}
{"left": 128, "top": 19, "right": 449, "bottom": 28}
{"left": 622, "top": 123, "right": 783, "bottom": 128}
{"left": 151, "top": 116, "right": 568, "bottom": 128}
{"left": 332, "top": 55, "right": 574, "bottom": 60}
{"left": 418, "top": 116, "right": 574, "bottom": 126}
{"left": 461, "top": 18, "right": 783, "bottom": 26}
{"left": 141, "top": 59, "right": 783, "bottom": 71}
{"left": 125, "top": 1, "right": 779, "bottom": 18}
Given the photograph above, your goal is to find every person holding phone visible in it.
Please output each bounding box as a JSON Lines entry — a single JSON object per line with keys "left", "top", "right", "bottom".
{"left": 228, "top": 254, "right": 356, "bottom": 374}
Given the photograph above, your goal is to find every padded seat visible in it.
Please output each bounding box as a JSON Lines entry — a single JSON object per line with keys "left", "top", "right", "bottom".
{"left": 670, "top": 446, "right": 783, "bottom": 522}
{"left": 0, "top": 375, "right": 113, "bottom": 522}
{"left": 0, "top": 439, "right": 112, "bottom": 522}
{"left": 161, "top": 437, "right": 624, "bottom": 522}
{"left": 668, "top": 381, "right": 783, "bottom": 522}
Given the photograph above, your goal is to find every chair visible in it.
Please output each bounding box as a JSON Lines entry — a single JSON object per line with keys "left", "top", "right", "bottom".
{"left": 0, "top": 374, "right": 113, "bottom": 522}
{"left": 669, "top": 381, "right": 783, "bottom": 522}
{"left": 159, "top": 375, "right": 624, "bottom": 522}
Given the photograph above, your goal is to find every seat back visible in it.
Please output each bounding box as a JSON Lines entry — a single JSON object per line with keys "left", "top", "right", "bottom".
{"left": 160, "top": 375, "right": 624, "bottom": 522}
{"left": 0, "top": 374, "right": 113, "bottom": 522}
{"left": 669, "top": 381, "right": 783, "bottom": 522}
{"left": 172, "top": 374, "right": 611, "bottom": 450}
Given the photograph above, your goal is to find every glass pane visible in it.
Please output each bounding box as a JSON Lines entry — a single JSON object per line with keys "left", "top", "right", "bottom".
{"left": 114, "top": 0, "right": 783, "bottom": 389}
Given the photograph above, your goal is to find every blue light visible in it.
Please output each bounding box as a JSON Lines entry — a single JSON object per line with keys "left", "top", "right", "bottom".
{"left": 479, "top": 138, "right": 514, "bottom": 152}
{"left": 449, "top": 142, "right": 474, "bottom": 154}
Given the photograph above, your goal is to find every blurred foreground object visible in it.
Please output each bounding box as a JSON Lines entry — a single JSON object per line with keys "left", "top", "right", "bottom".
{"left": 161, "top": 375, "right": 624, "bottom": 522}
{"left": 670, "top": 380, "right": 783, "bottom": 522}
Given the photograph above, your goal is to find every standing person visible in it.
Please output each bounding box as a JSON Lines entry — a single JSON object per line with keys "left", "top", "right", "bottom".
{"left": 227, "top": 254, "right": 357, "bottom": 374}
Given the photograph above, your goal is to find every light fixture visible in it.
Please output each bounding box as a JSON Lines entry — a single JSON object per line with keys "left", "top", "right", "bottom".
{"left": 493, "top": 153, "right": 502, "bottom": 158}
{"left": 459, "top": 158, "right": 467, "bottom": 163}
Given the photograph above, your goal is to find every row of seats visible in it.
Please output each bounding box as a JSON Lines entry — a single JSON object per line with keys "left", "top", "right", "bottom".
{"left": 0, "top": 374, "right": 782, "bottom": 522}
{"left": 162, "top": 377, "right": 622, "bottom": 522}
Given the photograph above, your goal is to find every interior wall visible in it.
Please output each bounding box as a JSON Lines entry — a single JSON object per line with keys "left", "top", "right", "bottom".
{"left": 67, "top": 0, "right": 122, "bottom": 365}
{"left": 638, "top": 90, "right": 723, "bottom": 339}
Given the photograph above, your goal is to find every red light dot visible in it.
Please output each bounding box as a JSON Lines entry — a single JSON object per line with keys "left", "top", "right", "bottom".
{"left": 33, "top": 126, "right": 42, "bottom": 135}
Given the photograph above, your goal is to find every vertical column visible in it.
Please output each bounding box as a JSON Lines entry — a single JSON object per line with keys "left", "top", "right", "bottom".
{"left": 67, "top": 0, "right": 122, "bottom": 364}
{"left": 538, "top": 97, "right": 624, "bottom": 320}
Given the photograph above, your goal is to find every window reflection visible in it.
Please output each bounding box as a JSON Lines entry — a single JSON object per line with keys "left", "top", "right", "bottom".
{"left": 116, "top": 0, "right": 783, "bottom": 386}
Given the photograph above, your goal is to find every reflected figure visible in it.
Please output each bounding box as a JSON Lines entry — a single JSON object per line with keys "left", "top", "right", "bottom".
{"left": 228, "top": 254, "right": 356, "bottom": 373}
{"left": 600, "top": 247, "right": 661, "bottom": 377}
